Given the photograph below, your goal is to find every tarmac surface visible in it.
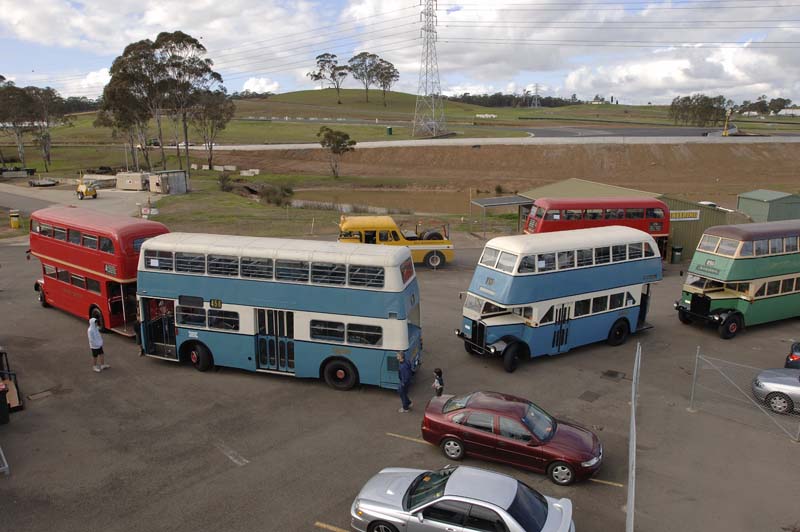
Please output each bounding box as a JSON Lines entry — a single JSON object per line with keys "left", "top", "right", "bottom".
{"left": 0, "top": 183, "right": 151, "bottom": 216}
{"left": 0, "top": 236, "right": 798, "bottom": 532}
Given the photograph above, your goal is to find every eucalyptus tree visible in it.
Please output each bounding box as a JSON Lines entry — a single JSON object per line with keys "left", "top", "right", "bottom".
{"left": 190, "top": 89, "right": 235, "bottom": 169}
{"left": 307, "top": 53, "right": 349, "bottom": 104}
{"left": 26, "top": 86, "right": 69, "bottom": 172}
{"left": 348, "top": 52, "right": 380, "bottom": 103}
{"left": 96, "top": 78, "right": 153, "bottom": 170}
{"left": 375, "top": 59, "right": 399, "bottom": 107}
{"left": 0, "top": 83, "right": 35, "bottom": 166}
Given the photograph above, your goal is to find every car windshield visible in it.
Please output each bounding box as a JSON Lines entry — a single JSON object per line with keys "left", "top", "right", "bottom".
{"left": 443, "top": 393, "right": 472, "bottom": 413}
{"left": 506, "top": 482, "right": 549, "bottom": 532}
{"left": 523, "top": 403, "right": 556, "bottom": 441}
{"left": 405, "top": 468, "right": 455, "bottom": 510}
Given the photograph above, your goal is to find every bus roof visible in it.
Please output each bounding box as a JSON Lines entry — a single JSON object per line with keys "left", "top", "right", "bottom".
{"left": 534, "top": 197, "right": 668, "bottom": 209}
{"left": 705, "top": 221, "right": 800, "bottom": 241}
{"left": 32, "top": 206, "right": 168, "bottom": 240}
{"left": 142, "top": 232, "right": 413, "bottom": 267}
{"left": 487, "top": 226, "right": 656, "bottom": 255}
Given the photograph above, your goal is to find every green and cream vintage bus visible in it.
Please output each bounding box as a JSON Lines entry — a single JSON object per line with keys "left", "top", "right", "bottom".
{"left": 674, "top": 221, "right": 800, "bottom": 339}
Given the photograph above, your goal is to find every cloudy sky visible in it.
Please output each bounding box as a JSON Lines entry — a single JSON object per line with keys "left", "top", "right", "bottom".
{"left": 1, "top": 0, "right": 798, "bottom": 104}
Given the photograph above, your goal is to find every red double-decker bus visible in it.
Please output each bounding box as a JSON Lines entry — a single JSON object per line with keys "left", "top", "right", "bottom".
{"left": 523, "top": 197, "right": 670, "bottom": 254}
{"left": 29, "top": 206, "right": 169, "bottom": 336}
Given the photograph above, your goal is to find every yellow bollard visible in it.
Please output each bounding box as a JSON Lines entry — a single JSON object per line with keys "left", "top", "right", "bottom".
{"left": 9, "top": 209, "right": 20, "bottom": 230}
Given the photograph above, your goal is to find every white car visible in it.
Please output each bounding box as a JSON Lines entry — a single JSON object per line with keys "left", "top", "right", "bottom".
{"left": 351, "top": 465, "right": 575, "bottom": 532}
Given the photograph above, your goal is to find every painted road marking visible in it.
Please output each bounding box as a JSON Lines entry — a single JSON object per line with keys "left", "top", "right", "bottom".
{"left": 590, "top": 478, "right": 625, "bottom": 488}
{"left": 314, "top": 521, "right": 349, "bottom": 532}
{"left": 386, "top": 432, "right": 430, "bottom": 445}
{"left": 214, "top": 441, "right": 250, "bottom": 466}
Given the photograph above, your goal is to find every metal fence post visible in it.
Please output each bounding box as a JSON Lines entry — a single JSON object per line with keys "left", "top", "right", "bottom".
{"left": 687, "top": 346, "right": 701, "bottom": 413}
{"left": 795, "top": 422, "right": 800, "bottom": 444}
{"left": 625, "top": 342, "right": 641, "bottom": 532}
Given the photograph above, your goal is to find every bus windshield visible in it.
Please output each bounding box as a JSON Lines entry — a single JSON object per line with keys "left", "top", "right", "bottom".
{"left": 686, "top": 274, "right": 724, "bottom": 291}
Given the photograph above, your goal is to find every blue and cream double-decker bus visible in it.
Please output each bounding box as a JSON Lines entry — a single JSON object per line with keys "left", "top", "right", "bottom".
{"left": 455, "top": 227, "right": 662, "bottom": 372}
{"left": 137, "top": 233, "right": 422, "bottom": 390}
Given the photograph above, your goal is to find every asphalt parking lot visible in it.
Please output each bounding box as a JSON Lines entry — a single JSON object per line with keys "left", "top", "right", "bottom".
{"left": 0, "top": 236, "right": 798, "bottom": 532}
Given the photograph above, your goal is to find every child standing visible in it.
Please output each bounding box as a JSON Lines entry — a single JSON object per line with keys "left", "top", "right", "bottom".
{"left": 432, "top": 368, "right": 444, "bottom": 397}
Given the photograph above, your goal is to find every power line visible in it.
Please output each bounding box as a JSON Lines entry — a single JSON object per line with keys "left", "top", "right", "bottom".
{"left": 443, "top": 23, "right": 800, "bottom": 29}
{"left": 440, "top": 38, "right": 800, "bottom": 48}
{"left": 440, "top": 3, "right": 800, "bottom": 10}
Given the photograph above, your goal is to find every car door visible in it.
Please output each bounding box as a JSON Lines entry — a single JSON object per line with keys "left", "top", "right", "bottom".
{"left": 407, "top": 500, "right": 468, "bottom": 532}
{"left": 463, "top": 504, "right": 510, "bottom": 532}
{"left": 495, "top": 417, "right": 546, "bottom": 473}
{"left": 460, "top": 411, "right": 498, "bottom": 461}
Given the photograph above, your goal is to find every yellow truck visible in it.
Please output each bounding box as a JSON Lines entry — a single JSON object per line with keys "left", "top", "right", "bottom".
{"left": 338, "top": 215, "right": 455, "bottom": 269}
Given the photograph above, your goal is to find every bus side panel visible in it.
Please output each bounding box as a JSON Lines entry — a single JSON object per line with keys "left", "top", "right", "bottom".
{"left": 176, "top": 329, "right": 257, "bottom": 371}
{"left": 40, "top": 270, "right": 105, "bottom": 323}
{"left": 743, "top": 293, "right": 800, "bottom": 326}
{"left": 291, "top": 342, "right": 399, "bottom": 388}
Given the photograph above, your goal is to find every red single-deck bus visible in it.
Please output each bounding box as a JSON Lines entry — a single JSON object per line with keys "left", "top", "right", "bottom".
{"left": 523, "top": 197, "right": 670, "bottom": 255}
{"left": 29, "top": 206, "right": 169, "bottom": 336}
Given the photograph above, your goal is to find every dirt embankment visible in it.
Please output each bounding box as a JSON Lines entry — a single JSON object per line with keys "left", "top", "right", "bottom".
{"left": 216, "top": 143, "right": 800, "bottom": 208}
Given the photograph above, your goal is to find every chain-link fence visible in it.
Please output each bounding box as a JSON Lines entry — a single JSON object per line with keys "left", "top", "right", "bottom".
{"left": 688, "top": 349, "right": 800, "bottom": 442}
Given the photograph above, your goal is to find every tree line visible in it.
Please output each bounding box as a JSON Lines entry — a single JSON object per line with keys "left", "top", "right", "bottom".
{"left": 307, "top": 52, "right": 399, "bottom": 106}
{"left": 447, "top": 92, "right": 579, "bottom": 108}
{"left": 669, "top": 93, "right": 796, "bottom": 126}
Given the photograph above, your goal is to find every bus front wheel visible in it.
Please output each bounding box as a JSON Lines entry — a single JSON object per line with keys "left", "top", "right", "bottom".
{"left": 718, "top": 315, "right": 742, "bottom": 340}
{"left": 90, "top": 307, "right": 106, "bottom": 332}
{"left": 323, "top": 359, "right": 358, "bottom": 390}
{"left": 607, "top": 319, "right": 630, "bottom": 346}
{"left": 503, "top": 342, "right": 522, "bottom": 373}
{"left": 678, "top": 310, "right": 693, "bottom": 325}
{"left": 189, "top": 343, "right": 214, "bottom": 372}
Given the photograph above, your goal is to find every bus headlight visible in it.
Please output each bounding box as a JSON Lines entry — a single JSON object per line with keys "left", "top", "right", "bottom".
{"left": 488, "top": 345, "right": 497, "bottom": 354}
{"left": 454, "top": 329, "right": 462, "bottom": 337}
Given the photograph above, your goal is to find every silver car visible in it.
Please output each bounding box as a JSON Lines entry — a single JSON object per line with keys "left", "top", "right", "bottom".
{"left": 752, "top": 368, "right": 800, "bottom": 414}
{"left": 351, "top": 465, "right": 575, "bottom": 532}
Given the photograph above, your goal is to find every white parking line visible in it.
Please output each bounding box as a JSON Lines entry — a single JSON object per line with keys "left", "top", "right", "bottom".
{"left": 590, "top": 478, "right": 624, "bottom": 488}
{"left": 214, "top": 441, "right": 250, "bottom": 466}
{"left": 385, "top": 432, "right": 430, "bottom": 445}
{"left": 314, "top": 521, "right": 349, "bottom": 532}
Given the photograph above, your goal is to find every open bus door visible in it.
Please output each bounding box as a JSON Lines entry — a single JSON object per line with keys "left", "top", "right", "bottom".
{"left": 141, "top": 298, "right": 177, "bottom": 360}
{"left": 638, "top": 284, "right": 652, "bottom": 330}
{"left": 108, "top": 282, "right": 138, "bottom": 336}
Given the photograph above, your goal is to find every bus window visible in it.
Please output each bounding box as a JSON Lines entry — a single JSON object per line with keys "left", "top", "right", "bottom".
{"left": 592, "top": 296, "right": 608, "bottom": 313}
{"left": 716, "top": 239, "right": 738, "bottom": 257}
{"left": 612, "top": 245, "right": 627, "bottom": 262}
{"left": 275, "top": 260, "right": 310, "bottom": 282}
{"left": 464, "top": 294, "right": 483, "bottom": 313}
{"left": 595, "top": 247, "right": 610, "bottom": 264}
{"left": 482, "top": 301, "right": 507, "bottom": 316}
{"left": 518, "top": 255, "right": 536, "bottom": 273}
{"left": 574, "top": 299, "right": 590, "bottom": 317}
{"left": 53, "top": 227, "right": 67, "bottom": 241}
{"left": 585, "top": 209, "right": 603, "bottom": 220}
{"left": 40, "top": 223, "right": 53, "bottom": 237}
{"left": 628, "top": 243, "right": 643, "bottom": 260}
{"left": 754, "top": 284, "right": 766, "bottom": 297}
{"left": 786, "top": 236, "right": 799, "bottom": 253}
{"left": 576, "top": 249, "right": 593, "bottom": 267}
{"left": 769, "top": 238, "right": 783, "bottom": 254}
{"left": 99, "top": 237, "right": 115, "bottom": 254}
{"left": 754, "top": 239, "right": 769, "bottom": 256}
{"left": 537, "top": 253, "right": 556, "bottom": 272}
{"left": 739, "top": 241, "right": 753, "bottom": 257}
{"left": 646, "top": 208, "right": 665, "bottom": 219}
{"left": 44, "top": 264, "right": 57, "bottom": 278}
{"left": 605, "top": 209, "right": 623, "bottom": 220}
{"left": 698, "top": 235, "right": 719, "bottom": 252}
{"left": 644, "top": 243, "right": 655, "bottom": 257}
{"left": 625, "top": 208, "right": 644, "bottom": 220}
{"left": 57, "top": 269, "right": 70, "bottom": 283}
{"left": 311, "top": 320, "right": 345, "bottom": 342}
{"left": 82, "top": 234, "right": 98, "bottom": 249}
{"left": 86, "top": 278, "right": 101, "bottom": 294}
{"left": 649, "top": 222, "right": 663, "bottom": 233}
{"left": 496, "top": 252, "right": 518, "bottom": 273}
{"left": 781, "top": 279, "right": 795, "bottom": 293}
{"left": 311, "top": 262, "right": 347, "bottom": 285}
{"left": 176, "top": 253, "right": 206, "bottom": 274}
{"left": 68, "top": 229, "right": 82, "bottom": 245}
{"left": 208, "top": 310, "right": 239, "bottom": 331}
{"left": 31, "top": 219, "right": 40, "bottom": 233}
{"left": 71, "top": 274, "right": 85, "bottom": 289}
{"left": 534, "top": 207, "right": 545, "bottom": 219}
{"left": 539, "top": 306, "right": 554, "bottom": 324}
{"left": 557, "top": 251, "right": 574, "bottom": 270}
{"left": 609, "top": 293, "right": 624, "bottom": 309}
{"left": 241, "top": 257, "right": 273, "bottom": 279}
{"left": 544, "top": 210, "right": 561, "bottom": 221}
{"left": 480, "top": 247, "right": 500, "bottom": 268}
{"left": 626, "top": 292, "right": 636, "bottom": 306}
{"left": 767, "top": 280, "right": 781, "bottom": 296}
{"left": 349, "top": 265, "right": 386, "bottom": 287}
{"left": 513, "top": 307, "right": 533, "bottom": 319}
{"left": 207, "top": 255, "right": 239, "bottom": 277}
{"left": 176, "top": 306, "right": 206, "bottom": 327}
{"left": 565, "top": 209, "right": 583, "bottom": 220}
{"left": 347, "top": 324, "right": 383, "bottom": 346}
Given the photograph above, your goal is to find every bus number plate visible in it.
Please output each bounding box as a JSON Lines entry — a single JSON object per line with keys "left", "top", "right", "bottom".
{"left": 209, "top": 299, "right": 223, "bottom": 309}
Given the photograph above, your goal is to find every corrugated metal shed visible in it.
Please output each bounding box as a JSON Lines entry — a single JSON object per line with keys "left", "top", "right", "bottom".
{"left": 520, "top": 178, "right": 660, "bottom": 200}
{"left": 737, "top": 189, "right": 800, "bottom": 222}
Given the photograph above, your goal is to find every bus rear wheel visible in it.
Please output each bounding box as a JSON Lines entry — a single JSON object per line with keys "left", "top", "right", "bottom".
{"left": 90, "top": 307, "right": 106, "bottom": 332}
{"left": 718, "top": 315, "right": 742, "bottom": 340}
{"left": 424, "top": 251, "right": 445, "bottom": 269}
{"left": 607, "top": 319, "right": 630, "bottom": 346}
{"left": 38, "top": 287, "right": 49, "bottom": 308}
{"left": 323, "top": 359, "right": 358, "bottom": 391}
{"left": 189, "top": 343, "right": 214, "bottom": 372}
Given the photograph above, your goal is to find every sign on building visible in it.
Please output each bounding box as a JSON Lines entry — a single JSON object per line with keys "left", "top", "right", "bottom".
{"left": 670, "top": 210, "right": 700, "bottom": 221}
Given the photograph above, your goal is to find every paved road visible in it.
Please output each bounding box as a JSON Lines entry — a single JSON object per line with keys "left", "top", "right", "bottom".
{"left": 205, "top": 134, "right": 800, "bottom": 152}
{"left": 0, "top": 183, "right": 151, "bottom": 216}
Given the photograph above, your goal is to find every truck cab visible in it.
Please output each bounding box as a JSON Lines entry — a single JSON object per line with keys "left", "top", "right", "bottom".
{"left": 338, "top": 215, "right": 455, "bottom": 269}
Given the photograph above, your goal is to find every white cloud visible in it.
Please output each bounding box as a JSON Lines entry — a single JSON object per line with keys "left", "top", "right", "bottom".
{"left": 242, "top": 77, "right": 280, "bottom": 93}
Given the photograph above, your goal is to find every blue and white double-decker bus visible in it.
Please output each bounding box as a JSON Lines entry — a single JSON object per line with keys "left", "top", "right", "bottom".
{"left": 455, "top": 227, "right": 662, "bottom": 372}
{"left": 137, "top": 233, "right": 422, "bottom": 390}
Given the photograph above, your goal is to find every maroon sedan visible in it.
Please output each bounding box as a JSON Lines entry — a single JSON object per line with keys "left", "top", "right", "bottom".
{"left": 421, "top": 391, "right": 603, "bottom": 485}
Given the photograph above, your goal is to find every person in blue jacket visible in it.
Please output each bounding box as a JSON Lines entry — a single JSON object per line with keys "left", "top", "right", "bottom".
{"left": 397, "top": 352, "right": 413, "bottom": 413}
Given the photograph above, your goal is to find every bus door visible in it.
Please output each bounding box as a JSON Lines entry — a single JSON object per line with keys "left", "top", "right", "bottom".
{"left": 256, "top": 309, "right": 295, "bottom": 374}
{"left": 638, "top": 285, "right": 651, "bottom": 328}
{"left": 108, "top": 282, "right": 137, "bottom": 336}
{"left": 551, "top": 303, "right": 572, "bottom": 353}
{"left": 141, "top": 298, "right": 177, "bottom": 359}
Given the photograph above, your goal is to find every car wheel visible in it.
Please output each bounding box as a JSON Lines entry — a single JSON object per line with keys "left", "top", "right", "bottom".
{"left": 766, "top": 392, "right": 793, "bottom": 415}
{"left": 189, "top": 344, "right": 214, "bottom": 372}
{"left": 548, "top": 461, "right": 576, "bottom": 486}
{"left": 368, "top": 522, "right": 398, "bottom": 532}
{"left": 503, "top": 342, "right": 522, "bottom": 373}
{"left": 424, "top": 251, "right": 445, "bottom": 269}
{"left": 718, "top": 315, "right": 742, "bottom": 340}
{"left": 441, "top": 437, "right": 465, "bottom": 460}
{"left": 323, "top": 359, "right": 358, "bottom": 391}
{"left": 90, "top": 307, "right": 106, "bottom": 332}
{"left": 678, "top": 310, "right": 693, "bottom": 325}
{"left": 607, "top": 319, "right": 630, "bottom": 346}
{"left": 38, "top": 287, "right": 49, "bottom": 308}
